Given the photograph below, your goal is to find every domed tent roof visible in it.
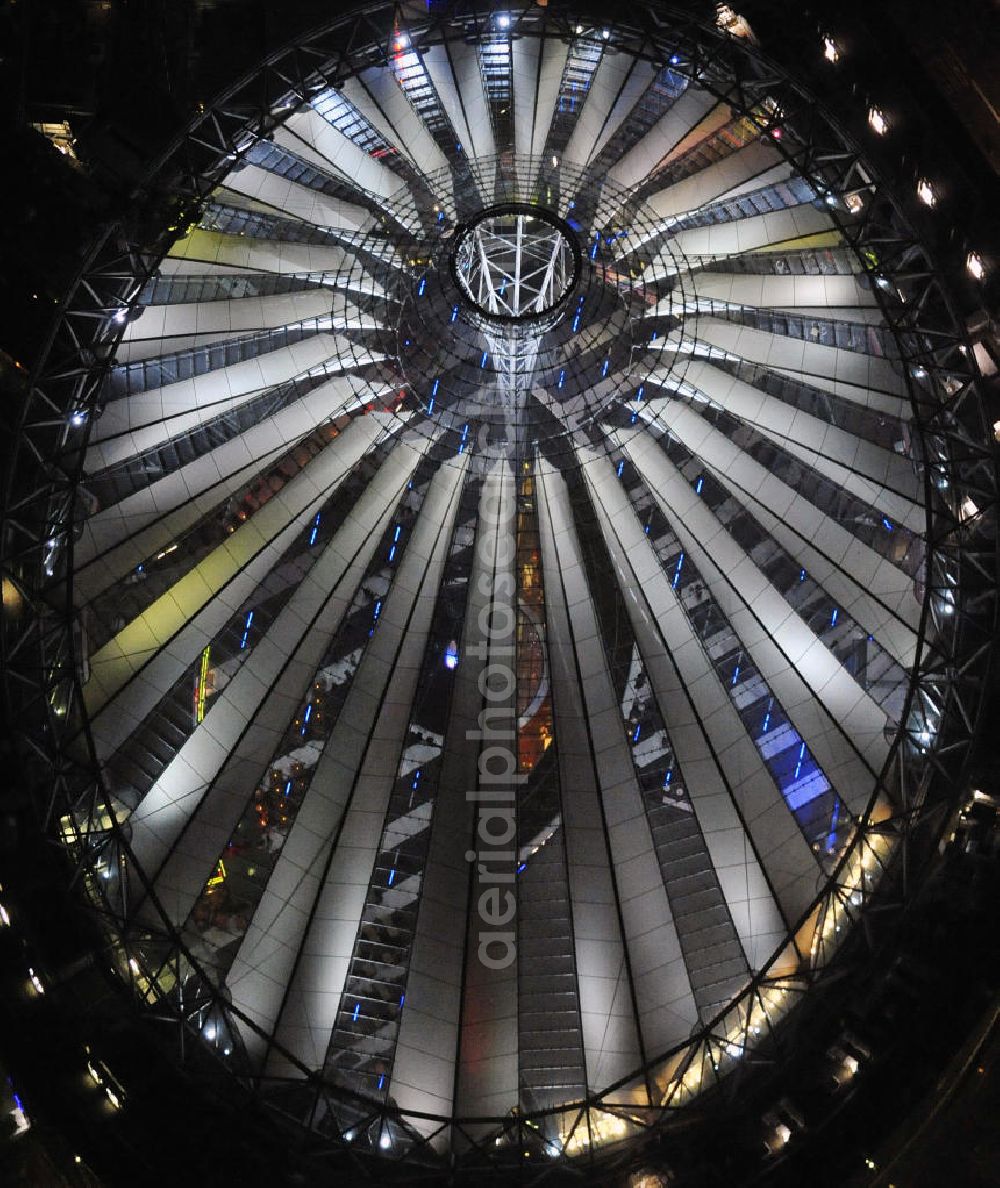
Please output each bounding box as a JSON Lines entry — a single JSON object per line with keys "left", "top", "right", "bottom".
{"left": 5, "top": 3, "right": 994, "bottom": 1180}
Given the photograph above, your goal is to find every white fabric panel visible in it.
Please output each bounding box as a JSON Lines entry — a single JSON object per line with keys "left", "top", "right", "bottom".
{"left": 424, "top": 41, "right": 495, "bottom": 163}
{"left": 563, "top": 53, "right": 646, "bottom": 170}
{"left": 639, "top": 398, "right": 921, "bottom": 658}
{"left": 646, "top": 142, "right": 784, "bottom": 221}
{"left": 663, "top": 204, "right": 836, "bottom": 269}
{"left": 765, "top": 366, "right": 909, "bottom": 422}
{"left": 691, "top": 314, "right": 908, "bottom": 404}
{"left": 356, "top": 65, "right": 453, "bottom": 204}
{"left": 87, "top": 337, "right": 380, "bottom": 471}
{"left": 421, "top": 44, "right": 473, "bottom": 156}
{"left": 129, "top": 448, "right": 412, "bottom": 926}
{"left": 157, "top": 257, "right": 260, "bottom": 277}
{"left": 391, "top": 468, "right": 508, "bottom": 1136}
{"left": 209, "top": 185, "right": 294, "bottom": 221}
{"left": 692, "top": 272, "right": 878, "bottom": 313}
{"left": 454, "top": 462, "right": 519, "bottom": 1123}
{"left": 648, "top": 338, "right": 909, "bottom": 425}
{"left": 705, "top": 159, "right": 796, "bottom": 206}
{"left": 151, "top": 253, "right": 390, "bottom": 308}
{"left": 76, "top": 433, "right": 295, "bottom": 604}
{"left": 529, "top": 38, "right": 569, "bottom": 160}
{"left": 243, "top": 132, "right": 373, "bottom": 232}
{"left": 91, "top": 337, "right": 380, "bottom": 456}
{"left": 660, "top": 98, "right": 732, "bottom": 161}
{"left": 731, "top": 478, "right": 920, "bottom": 671}
{"left": 258, "top": 456, "right": 465, "bottom": 1076}
{"left": 116, "top": 290, "right": 365, "bottom": 364}
{"left": 119, "top": 289, "right": 329, "bottom": 345}
{"left": 590, "top": 60, "right": 659, "bottom": 162}
{"left": 116, "top": 310, "right": 380, "bottom": 367}
{"left": 754, "top": 412, "right": 922, "bottom": 534}
{"left": 628, "top": 433, "right": 888, "bottom": 817}
{"left": 669, "top": 287, "right": 897, "bottom": 321}
{"left": 773, "top": 304, "right": 887, "bottom": 327}
{"left": 609, "top": 85, "right": 718, "bottom": 190}
{"left": 537, "top": 462, "right": 699, "bottom": 1058}
{"left": 532, "top": 468, "right": 644, "bottom": 1092}
{"left": 511, "top": 36, "right": 540, "bottom": 163}
{"left": 76, "top": 399, "right": 388, "bottom": 589}
{"left": 82, "top": 423, "right": 382, "bottom": 752}
{"left": 167, "top": 226, "right": 359, "bottom": 277}
{"left": 580, "top": 444, "right": 818, "bottom": 945}
{"left": 219, "top": 162, "right": 362, "bottom": 230}
{"left": 282, "top": 106, "right": 406, "bottom": 203}
{"left": 682, "top": 358, "right": 923, "bottom": 528}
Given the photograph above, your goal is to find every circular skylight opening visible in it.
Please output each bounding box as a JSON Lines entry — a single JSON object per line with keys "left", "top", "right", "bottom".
{"left": 450, "top": 203, "right": 580, "bottom": 324}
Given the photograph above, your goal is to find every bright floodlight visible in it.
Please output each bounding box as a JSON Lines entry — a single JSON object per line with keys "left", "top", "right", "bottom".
{"left": 868, "top": 106, "right": 888, "bottom": 135}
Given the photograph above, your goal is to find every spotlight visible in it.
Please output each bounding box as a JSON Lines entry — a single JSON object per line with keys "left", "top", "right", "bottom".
{"left": 867, "top": 106, "right": 887, "bottom": 135}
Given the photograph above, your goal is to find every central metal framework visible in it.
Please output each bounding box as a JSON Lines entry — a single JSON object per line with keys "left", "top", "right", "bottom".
{"left": 1, "top": 2, "right": 997, "bottom": 1184}
{"left": 452, "top": 204, "right": 580, "bottom": 322}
